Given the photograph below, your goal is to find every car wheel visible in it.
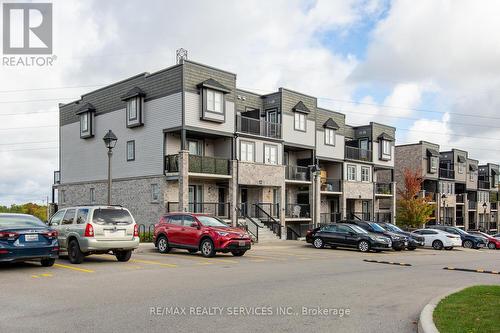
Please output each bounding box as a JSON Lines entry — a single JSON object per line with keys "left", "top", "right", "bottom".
{"left": 444, "top": 247, "right": 453, "bottom": 250}
{"left": 188, "top": 249, "right": 198, "bottom": 254}
{"left": 407, "top": 247, "right": 416, "bottom": 251}
{"left": 200, "top": 239, "right": 216, "bottom": 258}
{"left": 115, "top": 250, "right": 132, "bottom": 262}
{"left": 488, "top": 242, "right": 496, "bottom": 250}
{"left": 394, "top": 247, "right": 403, "bottom": 251}
{"left": 68, "top": 239, "right": 84, "bottom": 264}
{"left": 312, "top": 237, "right": 324, "bottom": 249}
{"left": 41, "top": 258, "right": 55, "bottom": 267}
{"left": 432, "top": 240, "right": 444, "bottom": 250}
{"left": 156, "top": 235, "right": 170, "bottom": 254}
{"left": 358, "top": 240, "right": 370, "bottom": 252}
{"left": 463, "top": 240, "right": 473, "bottom": 249}
{"left": 231, "top": 250, "right": 246, "bottom": 257}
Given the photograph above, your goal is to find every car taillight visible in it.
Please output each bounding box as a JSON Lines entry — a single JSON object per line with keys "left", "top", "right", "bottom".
{"left": 133, "top": 224, "right": 139, "bottom": 237}
{"left": 447, "top": 235, "right": 455, "bottom": 238}
{"left": 43, "top": 230, "right": 58, "bottom": 239}
{"left": 306, "top": 230, "right": 312, "bottom": 234}
{"left": 84, "top": 223, "right": 94, "bottom": 237}
{"left": 0, "top": 231, "right": 18, "bottom": 240}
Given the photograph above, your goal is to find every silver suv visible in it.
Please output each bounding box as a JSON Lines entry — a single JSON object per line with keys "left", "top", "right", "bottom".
{"left": 48, "top": 206, "right": 140, "bottom": 264}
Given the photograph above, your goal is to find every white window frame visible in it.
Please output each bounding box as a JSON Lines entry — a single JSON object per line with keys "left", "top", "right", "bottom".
{"left": 127, "top": 98, "right": 138, "bottom": 121}
{"left": 325, "top": 128, "right": 336, "bottom": 146}
{"left": 458, "top": 163, "right": 464, "bottom": 174}
{"left": 294, "top": 112, "right": 306, "bottom": 131}
{"left": 430, "top": 157, "right": 438, "bottom": 172}
{"left": 264, "top": 144, "right": 278, "bottom": 165}
{"left": 361, "top": 167, "right": 370, "bottom": 182}
{"left": 206, "top": 89, "right": 223, "bottom": 114}
{"left": 126, "top": 140, "right": 135, "bottom": 161}
{"left": 240, "top": 141, "right": 255, "bottom": 162}
{"left": 80, "top": 113, "right": 88, "bottom": 133}
{"left": 60, "top": 190, "right": 66, "bottom": 204}
{"left": 151, "top": 184, "right": 160, "bottom": 203}
{"left": 382, "top": 140, "right": 391, "bottom": 156}
{"left": 347, "top": 165, "right": 356, "bottom": 181}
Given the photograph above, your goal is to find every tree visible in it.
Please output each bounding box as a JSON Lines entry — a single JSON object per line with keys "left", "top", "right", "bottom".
{"left": 396, "top": 168, "right": 435, "bottom": 228}
{"left": 0, "top": 203, "right": 47, "bottom": 221}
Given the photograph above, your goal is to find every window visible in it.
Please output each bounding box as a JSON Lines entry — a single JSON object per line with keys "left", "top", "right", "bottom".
{"left": 347, "top": 165, "right": 356, "bottom": 181}
{"left": 49, "top": 210, "right": 65, "bottom": 226}
{"left": 188, "top": 140, "right": 203, "bottom": 156}
{"left": 62, "top": 209, "right": 76, "bottom": 225}
{"left": 361, "top": 167, "right": 370, "bottom": 182}
{"left": 127, "top": 98, "right": 138, "bottom": 121}
{"left": 60, "top": 190, "right": 66, "bottom": 204}
{"left": 294, "top": 112, "right": 306, "bottom": 131}
{"left": 206, "top": 90, "right": 223, "bottom": 113}
{"left": 127, "top": 141, "right": 135, "bottom": 161}
{"left": 430, "top": 157, "right": 438, "bottom": 172}
{"left": 76, "top": 208, "right": 89, "bottom": 224}
{"left": 125, "top": 96, "right": 143, "bottom": 127}
{"left": 183, "top": 215, "right": 196, "bottom": 227}
{"left": 325, "top": 129, "right": 335, "bottom": 145}
{"left": 458, "top": 163, "right": 464, "bottom": 174}
{"left": 81, "top": 113, "right": 88, "bottom": 132}
{"left": 382, "top": 140, "right": 391, "bottom": 158}
{"left": 151, "top": 184, "right": 160, "bottom": 203}
{"left": 240, "top": 141, "right": 255, "bottom": 162}
{"left": 470, "top": 171, "right": 475, "bottom": 181}
{"left": 264, "top": 144, "right": 277, "bottom": 165}
{"left": 90, "top": 188, "right": 95, "bottom": 204}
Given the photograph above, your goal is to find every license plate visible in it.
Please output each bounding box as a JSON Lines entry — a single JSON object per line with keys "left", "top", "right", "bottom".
{"left": 404, "top": 241, "right": 408, "bottom": 246}
{"left": 25, "top": 234, "right": 38, "bottom": 242}
{"left": 105, "top": 230, "right": 125, "bottom": 237}
{"left": 238, "top": 241, "right": 246, "bottom": 247}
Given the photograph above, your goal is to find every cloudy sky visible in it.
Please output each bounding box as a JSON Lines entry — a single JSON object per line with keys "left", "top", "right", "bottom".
{"left": 1, "top": 0, "right": 500, "bottom": 205}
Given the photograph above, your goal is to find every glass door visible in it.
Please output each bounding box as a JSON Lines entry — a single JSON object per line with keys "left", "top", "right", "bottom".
{"left": 266, "top": 109, "right": 278, "bottom": 137}
{"left": 188, "top": 185, "right": 203, "bottom": 213}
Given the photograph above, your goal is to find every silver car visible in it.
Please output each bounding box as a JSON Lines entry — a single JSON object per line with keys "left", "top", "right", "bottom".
{"left": 48, "top": 206, "right": 140, "bottom": 264}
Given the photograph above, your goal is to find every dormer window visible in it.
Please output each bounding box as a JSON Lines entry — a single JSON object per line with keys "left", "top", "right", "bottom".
{"left": 292, "top": 101, "right": 310, "bottom": 132}
{"left": 197, "top": 79, "right": 231, "bottom": 123}
{"left": 378, "top": 133, "right": 394, "bottom": 161}
{"left": 426, "top": 148, "right": 439, "bottom": 173}
{"left": 75, "top": 102, "right": 96, "bottom": 139}
{"left": 323, "top": 118, "right": 339, "bottom": 146}
{"left": 121, "top": 87, "right": 145, "bottom": 128}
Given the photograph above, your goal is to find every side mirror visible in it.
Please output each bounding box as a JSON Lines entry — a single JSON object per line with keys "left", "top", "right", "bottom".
{"left": 349, "top": 231, "right": 356, "bottom": 236}
{"left": 190, "top": 222, "right": 200, "bottom": 229}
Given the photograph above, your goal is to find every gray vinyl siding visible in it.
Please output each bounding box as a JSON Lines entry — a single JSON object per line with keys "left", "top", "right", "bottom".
{"left": 280, "top": 88, "right": 316, "bottom": 120}
{"left": 182, "top": 60, "right": 236, "bottom": 102}
{"left": 316, "top": 108, "right": 346, "bottom": 135}
{"left": 60, "top": 93, "right": 182, "bottom": 183}
{"left": 184, "top": 92, "right": 235, "bottom": 134}
{"left": 60, "top": 65, "right": 182, "bottom": 126}
{"left": 235, "top": 89, "right": 263, "bottom": 111}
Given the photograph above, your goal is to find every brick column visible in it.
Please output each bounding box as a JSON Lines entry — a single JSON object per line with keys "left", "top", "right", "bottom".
{"left": 315, "top": 172, "right": 321, "bottom": 225}
{"left": 464, "top": 200, "right": 469, "bottom": 230}
{"left": 342, "top": 181, "right": 347, "bottom": 219}
{"left": 178, "top": 150, "right": 189, "bottom": 212}
{"left": 229, "top": 160, "right": 238, "bottom": 227}
{"left": 391, "top": 182, "right": 397, "bottom": 223}
{"left": 280, "top": 170, "right": 286, "bottom": 240}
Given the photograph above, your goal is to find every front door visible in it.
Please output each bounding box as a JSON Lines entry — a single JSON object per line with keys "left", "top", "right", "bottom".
{"left": 362, "top": 201, "right": 370, "bottom": 220}
{"left": 266, "top": 109, "right": 278, "bottom": 137}
{"left": 218, "top": 188, "right": 226, "bottom": 217}
{"left": 359, "top": 139, "right": 369, "bottom": 160}
{"left": 241, "top": 188, "right": 248, "bottom": 216}
{"left": 189, "top": 185, "right": 203, "bottom": 213}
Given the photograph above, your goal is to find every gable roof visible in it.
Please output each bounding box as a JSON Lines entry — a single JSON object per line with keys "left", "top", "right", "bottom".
{"left": 121, "top": 87, "right": 146, "bottom": 100}
{"left": 75, "top": 102, "right": 96, "bottom": 115}
{"left": 196, "top": 78, "right": 231, "bottom": 93}
{"left": 292, "top": 101, "right": 310, "bottom": 114}
{"left": 377, "top": 132, "right": 394, "bottom": 141}
{"left": 426, "top": 148, "right": 439, "bottom": 157}
{"left": 323, "top": 118, "right": 340, "bottom": 130}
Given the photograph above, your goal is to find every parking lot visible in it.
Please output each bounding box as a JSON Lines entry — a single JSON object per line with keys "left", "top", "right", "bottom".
{"left": 1, "top": 241, "right": 499, "bottom": 333}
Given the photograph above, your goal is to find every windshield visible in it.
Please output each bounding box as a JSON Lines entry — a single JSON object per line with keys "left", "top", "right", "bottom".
{"left": 454, "top": 228, "right": 468, "bottom": 235}
{"left": 385, "top": 224, "right": 403, "bottom": 233}
{"left": 197, "top": 216, "right": 228, "bottom": 227}
{"left": 350, "top": 225, "right": 368, "bottom": 234}
{"left": 0, "top": 215, "right": 45, "bottom": 228}
{"left": 92, "top": 209, "right": 133, "bottom": 225}
{"left": 369, "top": 222, "right": 386, "bottom": 232}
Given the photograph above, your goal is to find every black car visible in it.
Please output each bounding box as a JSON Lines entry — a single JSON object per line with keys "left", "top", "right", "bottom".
{"left": 429, "top": 226, "right": 486, "bottom": 249}
{"left": 378, "top": 222, "right": 425, "bottom": 250}
{"left": 342, "top": 220, "right": 408, "bottom": 251}
{"left": 306, "top": 223, "right": 392, "bottom": 252}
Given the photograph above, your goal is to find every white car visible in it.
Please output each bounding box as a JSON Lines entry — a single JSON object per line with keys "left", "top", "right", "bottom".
{"left": 413, "top": 228, "right": 462, "bottom": 250}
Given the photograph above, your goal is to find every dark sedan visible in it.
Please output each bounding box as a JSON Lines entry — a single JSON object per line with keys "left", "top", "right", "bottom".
{"left": 306, "top": 223, "right": 392, "bottom": 252}
{"left": 429, "top": 225, "right": 486, "bottom": 249}
{"left": 0, "top": 213, "right": 59, "bottom": 266}
{"left": 378, "top": 222, "right": 425, "bottom": 250}
{"left": 342, "top": 220, "right": 408, "bottom": 251}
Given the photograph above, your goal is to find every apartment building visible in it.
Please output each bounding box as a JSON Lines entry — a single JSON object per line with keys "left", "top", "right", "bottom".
{"left": 53, "top": 58, "right": 396, "bottom": 239}
{"left": 395, "top": 141, "right": 499, "bottom": 232}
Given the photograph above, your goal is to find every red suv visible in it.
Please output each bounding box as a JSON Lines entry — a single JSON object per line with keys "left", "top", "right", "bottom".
{"left": 153, "top": 213, "right": 251, "bottom": 257}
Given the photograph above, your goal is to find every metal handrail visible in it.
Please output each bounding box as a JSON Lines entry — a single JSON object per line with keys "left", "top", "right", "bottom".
{"left": 287, "top": 226, "right": 301, "bottom": 240}
{"left": 254, "top": 204, "right": 281, "bottom": 238}
{"left": 235, "top": 205, "right": 262, "bottom": 242}
{"left": 236, "top": 114, "right": 282, "bottom": 139}
{"left": 345, "top": 146, "right": 372, "bottom": 162}
{"left": 285, "top": 165, "right": 310, "bottom": 181}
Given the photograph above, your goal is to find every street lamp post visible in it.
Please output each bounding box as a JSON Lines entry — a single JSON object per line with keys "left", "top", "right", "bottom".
{"left": 103, "top": 130, "right": 118, "bottom": 205}
{"left": 441, "top": 194, "right": 447, "bottom": 225}
{"left": 482, "top": 202, "right": 488, "bottom": 232}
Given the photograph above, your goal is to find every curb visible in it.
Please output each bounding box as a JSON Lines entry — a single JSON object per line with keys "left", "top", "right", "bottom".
{"left": 417, "top": 285, "right": 474, "bottom": 333}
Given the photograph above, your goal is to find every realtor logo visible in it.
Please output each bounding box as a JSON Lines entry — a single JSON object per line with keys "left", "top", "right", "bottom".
{"left": 2, "top": 3, "right": 53, "bottom": 54}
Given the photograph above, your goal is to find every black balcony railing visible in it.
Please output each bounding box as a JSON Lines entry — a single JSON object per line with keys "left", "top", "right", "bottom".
{"left": 345, "top": 146, "right": 372, "bottom": 162}
{"left": 491, "top": 202, "right": 498, "bottom": 210}
{"left": 439, "top": 168, "right": 455, "bottom": 179}
{"left": 490, "top": 192, "right": 499, "bottom": 202}
{"left": 321, "top": 179, "right": 341, "bottom": 192}
{"left": 285, "top": 165, "right": 310, "bottom": 181}
{"left": 285, "top": 204, "right": 311, "bottom": 218}
{"left": 320, "top": 212, "right": 342, "bottom": 224}
{"left": 53, "top": 171, "right": 60, "bottom": 184}
{"left": 375, "top": 183, "right": 393, "bottom": 195}
{"left": 189, "top": 155, "right": 230, "bottom": 175}
{"left": 348, "top": 212, "right": 371, "bottom": 221}
{"left": 456, "top": 193, "right": 465, "bottom": 204}
{"left": 468, "top": 201, "right": 477, "bottom": 210}
{"left": 420, "top": 190, "right": 437, "bottom": 201}
{"left": 374, "top": 212, "right": 392, "bottom": 223}
{"left": 236, "top": 115, "right": 282, "bottom": 139}
{"left": 478, "top": 180, "right": 490, "bottom": 189}
{"left": 456, "top": 216, "right": 464, "bottom": 226}
{"left": 166, "top": 202, "right": 231, "bottom": 219}
{"left": 442, "top": 217, "right": 453, "bottom": 226}
{"left": 165, "top": 154, "right": 179, "bottom": 173}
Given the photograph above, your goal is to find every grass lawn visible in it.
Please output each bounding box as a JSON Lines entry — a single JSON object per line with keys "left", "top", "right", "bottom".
{"left": 434, "top": 285, "right": 500, "bottom": 333}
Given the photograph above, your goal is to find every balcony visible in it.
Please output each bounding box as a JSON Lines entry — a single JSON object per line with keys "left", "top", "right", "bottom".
{"left": 439, "top": 168, "right": 455, "bottom": 179}
{"left": 166, "top": 202, "right": 231, "bottom": 219}
{"left": 236, "top": 115, "right": 282, "bottom": 139}
{"left": 375, "top": 183, "right": 393, "bottom": 196}
{"left": 491, "top": 202, "right": 498, "bottom": 211}
{"left": 285, "top": 165, "right": 310, "bottom": 181}
{"left": 420, "top": 190, "right": 437, "bottom": 202}
{"left": 285, "top": 204, "right": 311, "bottom": 219}
{"left": 321, "top": 179, "right": 341, "bottom": 193}
{"left": 456, "top": 193, "right": 465, "bottom": 204}
{"left": 345, "top": 146, "right": 372, "bottom": 162}
{"left": 53, "top": 171, "right": 60, "bottom": 185}
{"left": 320, "top": 212, "right": 342, "bottom": 223}
{"left": 374, "top": 212, "right": 392, "bottom": 223}
{"left": 468, "top": 201, "right": 477, "bottom": 210}
{"left": 478, "top": 180, "right": 490, "bottom": 189}
{"left": 164, "top": 154, "right": 230, "bottom": 175}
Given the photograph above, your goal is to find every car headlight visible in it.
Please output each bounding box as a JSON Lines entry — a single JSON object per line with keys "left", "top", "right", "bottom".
{"left": 216, "top": 231, "right": 229, "bottom": 237}
{"left": 375, "top": 236, "right": 388, "bottom": 242}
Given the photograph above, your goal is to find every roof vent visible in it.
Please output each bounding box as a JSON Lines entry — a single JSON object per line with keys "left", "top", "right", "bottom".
{"left": 176, "top": 48, "right": 188, "bottom": 64}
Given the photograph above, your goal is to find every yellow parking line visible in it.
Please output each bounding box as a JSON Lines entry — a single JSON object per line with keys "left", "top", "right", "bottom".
{"left": 54, "top": 263, "right": 95, "bottom": 273}
{"left": 168, "top": 254, "right": 239, "bottom": 264}
{"left": 245, "top": 255, "right": 287, "bottom": 261}
{"left": 131, "top": 259, "right": 177, "bottom": 268}
{"left": 31, "top": 275, "right": 39, "bottom": 278}
{"left": 40, "top": 273, "right": 53, "bottom": 277}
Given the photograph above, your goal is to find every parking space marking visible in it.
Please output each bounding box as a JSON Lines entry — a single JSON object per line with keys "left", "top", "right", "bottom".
{"left": 443, "top": 267, "right": 500, "bottom": 275}
{"left": 54, "top": 264, "right": 95, "bottom": 273}
{"left": 363, "top": 259, "right": 412, "bottom": 267}
{"left": 245, "top": 255, "right": 287, "bottom": 261}
{"left": 31, "top": 273, "right": 54, "bottom": 278}
{"left": 131, "top": 259, "right": 177, "bottom": 268}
